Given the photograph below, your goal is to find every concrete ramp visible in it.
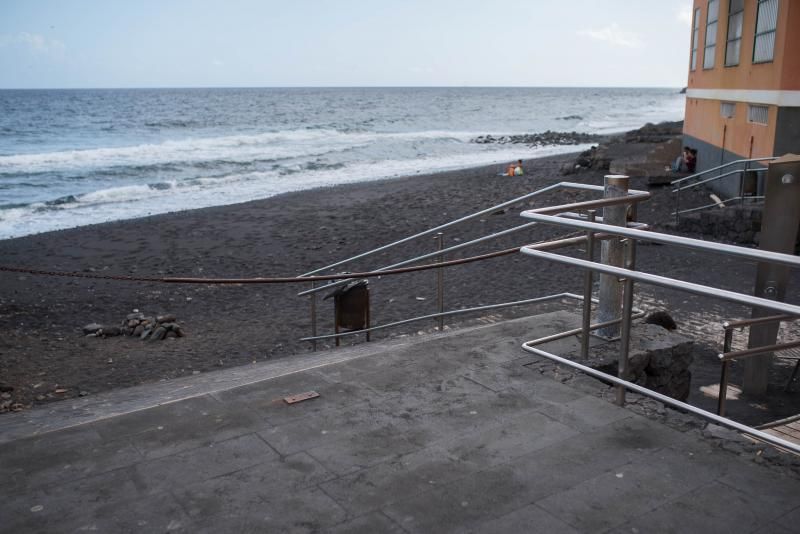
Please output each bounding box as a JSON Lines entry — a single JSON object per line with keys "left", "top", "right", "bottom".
{"left": 2, "top": 311, "right": 799, "bottom": 533}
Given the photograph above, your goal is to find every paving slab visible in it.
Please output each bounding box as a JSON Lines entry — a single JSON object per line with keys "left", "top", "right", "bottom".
{"left": 1, "top": 311, "right": 799, "bottom": 533}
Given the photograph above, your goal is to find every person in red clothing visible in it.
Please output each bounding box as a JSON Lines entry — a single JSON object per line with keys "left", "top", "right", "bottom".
{"left": 686, "top": 148, "right": 697, "bottom": 173}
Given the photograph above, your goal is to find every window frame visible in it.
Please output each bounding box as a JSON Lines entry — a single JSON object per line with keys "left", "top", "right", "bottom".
{"left": 703, "top": 0, "right": 720, "bottom": 69}
{"left": 753, "top": 0, "right": 779, "bottom": 64}
{"left": 724, "top": 0, "right": 744, "bottom": 66}
{"left": 691, "top": 7, "right": 701, "bottom": 70}
{"left": 748, "top": 104, "right": 769, "bottom": 125}
{"left": 721, "top": 102, "right": 736, "bottom": 118}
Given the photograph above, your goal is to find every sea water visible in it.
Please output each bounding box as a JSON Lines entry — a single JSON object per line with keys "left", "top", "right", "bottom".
{"left": 0, "top": 87, "right": 684, "bottom": 239}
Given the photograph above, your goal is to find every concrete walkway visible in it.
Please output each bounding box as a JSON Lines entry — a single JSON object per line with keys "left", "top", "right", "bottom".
{"left": 2, "top": 311, "right": 799, "bottom": 533}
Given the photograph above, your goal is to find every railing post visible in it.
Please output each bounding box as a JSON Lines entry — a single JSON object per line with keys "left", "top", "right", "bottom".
{"left": 581, "top": 210, "right": 596, "bottom": 359}
{"left": 598, "top": 175, "right": 629, "bottom": 339}
{"left": 740, "top": 161, "right": 748, "bottom": 206}
{"left": 436, "top": 232, "right": 444, "bottom": 331}
{"left": 746, "top": 155, "right": 800, "bottom": 396}
{"left": 616, "top": 237, "right": 636, "bottom": 406}
{"left": 310, "top": 280, "right": 318, "bottom": 352}
{"left": 718, "top": 327, "right": 734, "bottom": 416}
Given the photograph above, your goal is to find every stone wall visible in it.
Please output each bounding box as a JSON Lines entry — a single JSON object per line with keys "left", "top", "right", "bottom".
{"left": 676, "top": 205, "right": 764, "bottom": 245}
{"left": 676, "top": 205, "right": 800, "bottom": 251}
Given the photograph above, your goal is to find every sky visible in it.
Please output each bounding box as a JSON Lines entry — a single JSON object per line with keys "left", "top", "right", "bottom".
{"left": 0, "top": 0, "right": 695, "bottom": 89}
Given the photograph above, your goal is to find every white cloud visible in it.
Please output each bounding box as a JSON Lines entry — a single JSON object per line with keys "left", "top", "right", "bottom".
{"left": 577, "top": 23, "right": 642, "bottom": 48}
{"left": 212, "top": 58, "right": 224, "bottom": 67}
{"left": 677, "top": 4, "right": 694, "bottom": 27}
{"left": 0, "top": 32, "right": 65, "bottom": 56}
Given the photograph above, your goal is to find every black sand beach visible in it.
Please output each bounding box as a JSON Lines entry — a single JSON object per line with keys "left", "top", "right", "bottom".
{"left": 1, "top": 134, "right": 799, "bottom": 423}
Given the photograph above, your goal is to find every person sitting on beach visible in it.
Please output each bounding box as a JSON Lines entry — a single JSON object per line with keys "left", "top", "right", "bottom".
{"left": 686, "top": 149, "right": 697, "bottom": 173}
{"left": 671, "top": 146, "right": 691, "bottom": 173}
{"left": 506, "top": 163, "right": 516, "bottom": 176}
{"left": 514, "top": 159, "right": 524, "bottom": 176}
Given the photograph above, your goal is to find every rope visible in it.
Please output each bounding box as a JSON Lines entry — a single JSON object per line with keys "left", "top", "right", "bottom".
{"left": 0, "top": 232, "right": 584, "bottom": 285}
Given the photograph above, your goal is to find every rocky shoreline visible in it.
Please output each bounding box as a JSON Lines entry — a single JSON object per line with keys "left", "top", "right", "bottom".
{"left": 471, "top": 130, "right": 605, "bottom": 146}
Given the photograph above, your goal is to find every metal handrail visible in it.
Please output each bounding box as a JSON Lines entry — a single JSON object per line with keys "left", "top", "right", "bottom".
{"left": 724, "top": 314, "right": 797, "bottom": 330}
{"left": 300, "top": 191, "right": 651, "bottom": 298}
{"left": 299, "top": 181, "right": 609, "bottom": 279}
{"left": 671, "top": 167, "right": 767, "bottom": 193}
{"left": 298, "top": 182, "right": 651, "bottom": 350}
{"left": 297, "top": 182, "right": 649, "bottom": 294}
{"left": 719, "top": 339, "right": 800, "bottom": 362}
{"left": 672, "top": 195, "right": 764, "bottom": 217}
{"left": 301, "top": 292, "right": 604, "bottom": 342}
{"left": 518, "top": 210, "right": 800, "bottom": 454}
{"left": 717, "top": 314, "right": 800, "bottom": 416}
{"left": 672, "top": 157, "right": 776, "bottom": 222}
{"left": 519, "top": 212, "right": 800, "bottom": 269}
{"left": 520, "top": 247, "right": 800, "bottom": 316}
{"left": 522, "top": 342, "right": 800, "bottom": 455}
{"left": 670, "top": 157, "right": 776, "bottom": 187}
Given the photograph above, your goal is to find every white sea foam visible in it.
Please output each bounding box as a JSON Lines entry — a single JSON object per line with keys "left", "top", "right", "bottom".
{"left": 0, "top": 129, "right": 486, "bottom": 174}
{"left": 0, "top": 143, "right": 586, "bottom": 239}
{"left": 0, "top": 87, "right": 686, "bottom": 240}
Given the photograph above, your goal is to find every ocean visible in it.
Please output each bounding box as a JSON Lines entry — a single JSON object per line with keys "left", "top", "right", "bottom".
{"left": 0, "top": 87, "right": 685, "bottom": 239}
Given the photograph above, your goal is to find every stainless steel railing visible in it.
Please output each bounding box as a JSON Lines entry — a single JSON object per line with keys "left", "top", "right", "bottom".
{"left": 717, "top": 315, "right": 800, "bottom": 416}
{"left": 517, "top": 208, "right": 800, "bottom": 455}
{"left": 299, "top": 182, "right": 650, "bottom": 347}
{"left": 671, "top": 157, "right": 776, "bottom": 222}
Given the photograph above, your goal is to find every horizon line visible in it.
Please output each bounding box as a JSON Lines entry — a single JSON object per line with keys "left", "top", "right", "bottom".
{"left": 0, "top": 84, "right": 686, "bottom": 91}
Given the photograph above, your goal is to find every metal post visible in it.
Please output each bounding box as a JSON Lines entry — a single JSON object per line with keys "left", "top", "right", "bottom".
{"left": 581, "top": 210, "right": 596, "bottom": 359}
{"left": 746, "top": 155, "right": 800, "bottom": 396}
{"left": 718, "top": 328, "right": 733, "bottom": 416}
{"left": 310, "top": 281, "right": 317, "bottom": 352}
{"left": 436, "top": 232, "right": 444, "bottom": 331}
{"left": 740, "top": 161, "right": 748, "bottom": 206}
{"left": 598, "top": 175, "right": 629, "bottom": 339}
{"left": 616, "top": 237, "right": 636, "bottom": 406}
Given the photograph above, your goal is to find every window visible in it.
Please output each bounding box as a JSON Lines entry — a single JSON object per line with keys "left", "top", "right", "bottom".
{"left": 725, "top": 0, "right": 744, "bottom": 65}
{"left": 704, "top": 0, "right": 720, "bottom": 69}
{"left": 690, "top": 8, "right": 701, "bottom": 70}
{"left": 754, "top": 0, "right": 778, "bottom": 63}
{"left": 721, "top": 102, "right": 736, "bottom": 118}
{"left": 748, "top": 104, "right": 769, "bottom": 124}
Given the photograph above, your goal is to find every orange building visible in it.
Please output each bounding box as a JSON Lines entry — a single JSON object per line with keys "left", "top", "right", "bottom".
{"left": 683, "top": 0, "right": 800, "bottom": 192}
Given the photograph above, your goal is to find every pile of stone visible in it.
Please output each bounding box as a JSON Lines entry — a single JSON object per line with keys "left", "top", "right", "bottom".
{"left": 0, "top": 382, "right": 22, "bottom": 413}
{"left": 563, "top": 145, "right": 610, "bottom": 173}
{"left": 83, "top": 312, "right": 185, "bottom": 341}
{"left": 471, "top": 130, "right": 603, "bottom": 147}
{"left": 622, "top": 121, "right": 683, "bottom": 144}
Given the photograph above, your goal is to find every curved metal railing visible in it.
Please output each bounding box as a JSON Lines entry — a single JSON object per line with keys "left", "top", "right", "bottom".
{"left": 671, "top": 157, "right": 777, "bottom": 222}
{"left": 517, "top": 208, "right": 800, "bottom": 455}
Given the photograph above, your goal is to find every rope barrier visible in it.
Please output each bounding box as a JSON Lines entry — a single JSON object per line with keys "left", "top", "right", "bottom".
{"left": 0, "top": 232, "right": 584, "bottom": 286}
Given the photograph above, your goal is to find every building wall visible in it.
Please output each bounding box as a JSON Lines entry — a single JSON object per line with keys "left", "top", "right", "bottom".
{"left": 688, "top": 0, "right": 786, "bottom": 92}
{"left": 684, "top": 97, "right": 776, "bottom": 160}
{"left": 779, "top": 1, "right": 800, "bottom": 89}
{"left": 684, "top": 0, "right": 799, "bottom": 183}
